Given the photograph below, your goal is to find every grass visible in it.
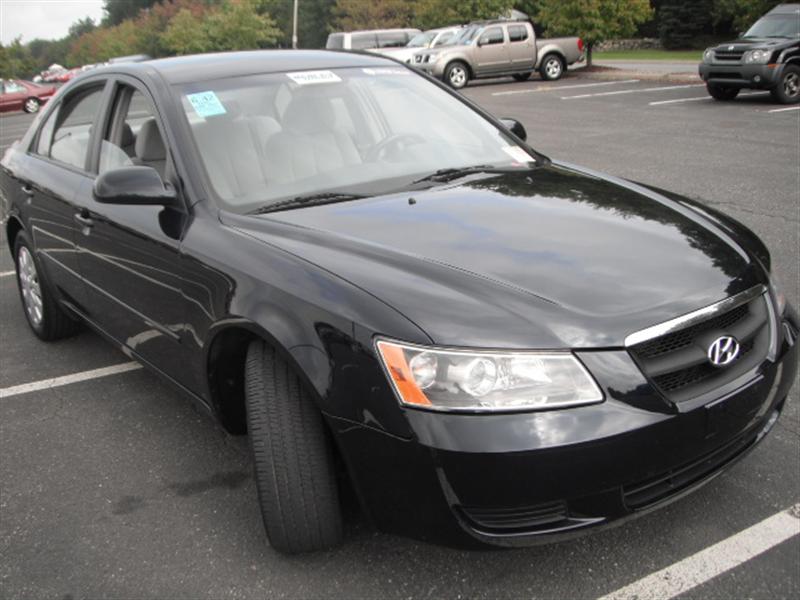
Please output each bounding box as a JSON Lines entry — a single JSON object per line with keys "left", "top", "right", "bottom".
{"left": 593, "top": 49, "right": 704, "bottom": 62}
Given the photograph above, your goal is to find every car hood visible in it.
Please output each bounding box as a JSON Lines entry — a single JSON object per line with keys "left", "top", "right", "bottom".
{"left": 228, "top": 162, "right": 763, "bottom": 349}
{"left": 715, "top": 37, "right": 796, "bottom": 50}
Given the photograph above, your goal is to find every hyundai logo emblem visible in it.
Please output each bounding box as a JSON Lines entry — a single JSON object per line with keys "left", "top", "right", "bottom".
{"left": 708, "top": 336, "right": 740, "bottom": 367}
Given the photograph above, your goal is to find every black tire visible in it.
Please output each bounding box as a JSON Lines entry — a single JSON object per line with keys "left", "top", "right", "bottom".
{"left": 513, "top": 72, "right": 532, "bottom": 82}
{"left": 539, "top": 53, "right": 566, "bottom": 81}
{"left": 244, "top": 340, "right": 343, "bottom": 553}
{"left": 13, "top": 231, "right": 80, "bottom": 341}
{"left": 444, "top": 61, "right": 469, "bottom": 90}
{"left": 707, "top": 83, "right": 739, "bottom": 101}
{"left": 23, "top": 97, "right": 41, "bottom": 113}
{"left": 770, "top": 65, "right": 800, "bottom": 104}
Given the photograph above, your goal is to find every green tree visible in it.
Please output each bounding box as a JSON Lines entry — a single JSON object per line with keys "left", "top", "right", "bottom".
{"left": 68, "top": 16, "right": 98, "bottom": 38}
{"left": 161, "top": 8, "right": 213, "bottom": 55}
{"left": 0, "top": 38, "right": 36, "bottom": 78}
{"left": 712, "top": 0, "right": 782, "bottom": 33}
{"left": 658, "top": 0, "right": 713, "bottom": 49}
{"left": 205, "top": 0, "right": 281, "bottom": 50}
{"left": 332, "top": 0, "right": 415, "bottom": 31}
{"left": 102, "top": 0, "right": 160, "bottom": 26}
{"left": 536, "top": 0, "right": 653, "bottom": 66}
{"left": 413, "top": 0, "right": 512, "bottom": 30}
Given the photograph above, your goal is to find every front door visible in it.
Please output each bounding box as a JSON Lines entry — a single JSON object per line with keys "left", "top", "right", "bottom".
{"left": 474, "top": 26, "right": 509, "bottom": 75}
{"left": 507, "top": 24, "right": 536, "bottom": 71}
{"left": 74, "top": 77, "right": 192, "bottom": 387}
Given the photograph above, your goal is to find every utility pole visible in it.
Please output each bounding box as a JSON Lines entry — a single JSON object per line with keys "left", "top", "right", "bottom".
{"left": 292, "top": 0, "right": 299, "bottom": 49}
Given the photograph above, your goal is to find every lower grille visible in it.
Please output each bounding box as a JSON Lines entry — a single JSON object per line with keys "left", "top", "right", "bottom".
{"left": 459, "top": 500, "right": 568, "bottom": 532}
{"left": 628, "top": 288, "right": 771, "bottom": 404}
{"left": 623, "top": 431, "right": 756, "bottom": 510}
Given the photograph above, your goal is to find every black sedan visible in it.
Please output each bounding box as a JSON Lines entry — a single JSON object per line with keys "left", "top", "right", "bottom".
{"left": 1, "top": 51, "right": 797, "bottom": 554}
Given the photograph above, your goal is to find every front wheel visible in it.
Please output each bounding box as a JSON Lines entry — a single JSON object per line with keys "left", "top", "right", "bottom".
{"left": 444, "top": 61, "right": 469, "bottom": 90}
{"left": 771, "top": 65, "right": 800, "bottom": 104}
{"left": 707, "top": 83, "right": 739, "bottom": 101}
{"left": 23, "top": 98, "right": 41, "bottom": 113}
{"left": 245, "top": 340, "right": 343, "bottom": 553}
{"left": 539, "top": 54, "right": 565, "bottom": 81}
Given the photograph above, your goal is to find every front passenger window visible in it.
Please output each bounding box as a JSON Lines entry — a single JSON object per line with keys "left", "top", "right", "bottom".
{"left": 479, "top": 28, "right": 504, "bottom": 46}
{"left": 48, "top": 87, "right": 103, "bottom": 171}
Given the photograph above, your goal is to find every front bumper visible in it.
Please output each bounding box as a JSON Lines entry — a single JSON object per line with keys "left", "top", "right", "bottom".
{"left": 331, "top": 307, "right": 798, "bottom": 548}
{"left": 699, "top": 62, "right": 784, "bottom": 89}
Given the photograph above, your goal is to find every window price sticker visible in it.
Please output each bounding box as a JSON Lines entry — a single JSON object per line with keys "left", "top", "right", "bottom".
{"left": 286, "top": 70, "right": 342, "bottom": 85}
{"left": 187, "top": 91, "right": 227, "bottom": 117}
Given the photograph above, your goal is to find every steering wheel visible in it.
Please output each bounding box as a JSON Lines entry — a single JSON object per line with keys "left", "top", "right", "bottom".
{"left": 367, "top": 133, "right": 427, "bottom": 161}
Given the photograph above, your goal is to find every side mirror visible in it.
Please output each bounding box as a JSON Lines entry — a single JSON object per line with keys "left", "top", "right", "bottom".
{"left": 499, "top": 117, "right": 527, "bottom": 142}
{"left": 93, "top": 166, "right": 178, "bottom": 206}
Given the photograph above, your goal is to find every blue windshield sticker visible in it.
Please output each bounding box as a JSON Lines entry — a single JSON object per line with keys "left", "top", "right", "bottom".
{"left": 187, "top": 91, "right": 226, "bottom": 117}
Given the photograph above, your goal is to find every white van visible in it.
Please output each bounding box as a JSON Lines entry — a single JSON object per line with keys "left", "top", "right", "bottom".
{"left": 326, "top": 29, "right": 421, "bottom": 51}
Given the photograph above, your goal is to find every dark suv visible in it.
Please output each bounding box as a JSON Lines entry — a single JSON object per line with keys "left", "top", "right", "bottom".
{"left": 699, "top": 3, "right": 800, "bottom": 103}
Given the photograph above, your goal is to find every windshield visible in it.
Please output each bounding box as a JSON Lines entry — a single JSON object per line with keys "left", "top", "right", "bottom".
{"left": 407, "top": 31, "right": 436, "bottom": 48}
{"left": 743, "top": 14, "right": 800, "bottom": 38}
{"left": 177, "top": 67, "right": 537, "bottom": 213}
{"left": 453, "top": 25, "right": 481, "bottom": 46}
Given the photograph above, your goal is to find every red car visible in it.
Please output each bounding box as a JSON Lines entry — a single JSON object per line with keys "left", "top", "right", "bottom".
{"left": 0, "top": 79, "right": 57, "bottom": 114}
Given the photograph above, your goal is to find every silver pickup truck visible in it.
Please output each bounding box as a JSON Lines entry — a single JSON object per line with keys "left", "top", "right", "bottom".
{"left": 412, "top": 20, "right": 584, "bottom": 89}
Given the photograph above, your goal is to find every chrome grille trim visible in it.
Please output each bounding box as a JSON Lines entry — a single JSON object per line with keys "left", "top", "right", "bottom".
{"left": 624, "top": 285, "right": 768, "bottom": 348}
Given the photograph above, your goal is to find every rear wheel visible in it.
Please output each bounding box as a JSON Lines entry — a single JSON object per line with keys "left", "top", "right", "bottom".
{"left": 14, "top": 231, "right": 80, "bottom": 340}
{"left": 771, "top": 65, "right": 800, "bottom": 104}
{"left": 707, "top": 83, "right": 739, "bottom": 101}
{"left": 23, "top": 98, "right": 41, "bottom": 113}
{"left": 512, "top": 72, "right": 532, "bottom": 82}
{"left": 444, "top": 61, "right": 469, "bottom": 90}
{"left": 539, "top": 54, "right": 565, "bottom": 81}
{"left": 244, "top": 340, "right": 343, "bottom": 553}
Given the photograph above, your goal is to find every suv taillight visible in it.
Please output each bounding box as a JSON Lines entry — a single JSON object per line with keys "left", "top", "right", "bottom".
{"left": 578, "top": 38, "right": 584, "bottom": 52}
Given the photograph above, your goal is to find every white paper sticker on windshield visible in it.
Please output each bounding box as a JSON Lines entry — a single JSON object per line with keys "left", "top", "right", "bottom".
{"left": 286, "top": 70, "right": 342, "bottom": 85}
{"left": 362, "top": 68, "right": 409, "bottom": 76}
{"left": 187, "top": 91, "right": 226, "bottom": 117}
{"left": 502, "top": 146, "right": 534, "bottom": 163}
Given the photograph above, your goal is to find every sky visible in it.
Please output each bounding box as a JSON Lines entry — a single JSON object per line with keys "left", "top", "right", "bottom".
{"left": 1, "top": 0, "right": 105, "bottom": 44}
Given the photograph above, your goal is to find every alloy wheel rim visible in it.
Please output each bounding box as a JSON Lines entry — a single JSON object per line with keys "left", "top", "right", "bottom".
{"left": 25, "top": 99, "right": 39, "bottom": 113}
{"left": 450, "top": 67, "right": 466, "bottom": 87}
{"left": 546, "top": 59, "right": 562, "bottom": 78}
{"left": 784, "top": 73, "right": 799, "bottom": 98}
{"left": 18, "top": 246, "right": 43, "bottom": 327}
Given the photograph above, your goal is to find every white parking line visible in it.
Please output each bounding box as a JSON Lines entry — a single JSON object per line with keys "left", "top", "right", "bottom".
{"left": 0, "top": 362, "right": 142, "bottom": 399}
{"left": 563, "top": 84, "right": 704, "bottom": 100}
{"left": 649, "top": 91, "right": 770, "bottom": 105}
{"left": 599, "top": 504, "right": 800, "bottom": 600}
{"left": 492, "top": 79, "right": 640, "bottom": 96}
{"left": 768, "top": 106, "right": 800, "bottom": 113}
{"left": 0, "top": 270, "right": 15, "bottom": 278}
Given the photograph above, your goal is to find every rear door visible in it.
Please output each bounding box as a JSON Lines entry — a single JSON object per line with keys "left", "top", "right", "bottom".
{"left": 507, "top": 24, "right": 536, "bottom": 70}
{"left": 18, "top": 81, "right": 109, "bottom": 312}
{"left": 474, "top": 26, "right": 509, "bottom": 75}
{"left": 1, "top": 81, "right": 27, "bottom": 112}
{"left": 73, "top": 76, "right": 192, "bottom": 385}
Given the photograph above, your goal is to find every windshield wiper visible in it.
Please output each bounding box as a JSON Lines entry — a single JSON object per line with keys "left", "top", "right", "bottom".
{"left": 411, "top": 164, "right": 532, "bottom": 185}
{"left": 252, "top": 192, "right": 366, "bottom": 214}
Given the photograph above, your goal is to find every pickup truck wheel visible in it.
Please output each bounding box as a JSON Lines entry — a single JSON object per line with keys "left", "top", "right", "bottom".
{"left": 444, "top": 61, "right": 469, "bottom": 90}
{"left": 706, "top": 83, "right": 739, "bottom": 101}
{"left": 539, "top": 54, "right": 565, "bottom": 81}
{"left": 23, "top": 98, "right": 41, "bottom": 113}
{"left": 771, "top": 66, "right": 800, "bottom": 104}
{"left": 14, "top": 231, "right": 80, "bottom": 340}
{"left": 513, "top": 72, "right": 532, "bottom": 82}
{"left": 244, "top": 340, "right": 343, "bottom": 554}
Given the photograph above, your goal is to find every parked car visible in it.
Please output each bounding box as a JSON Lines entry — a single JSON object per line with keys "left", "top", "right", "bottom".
{"left": 699, "top": 3, "right": 800, "bottom": 104}
{"left": 0, "top": 79, "right": 56, "bottom": 113}
{"left": 413, "top": 19, "right": 584, "bottom": 89}
{"left": 2, "top": 50, "right": 796, "bottom": 554}
{"left": 370, "top": 26, "right": 463, "bottom": 63}
{"left": 326, "top": 28, "right": 421, "bottom": 51}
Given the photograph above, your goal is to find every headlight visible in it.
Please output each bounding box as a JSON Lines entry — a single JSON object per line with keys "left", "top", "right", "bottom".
{"left": 376, "top": 340, "right": 603, "bottom": 412}
{"left": 770, "top": 272, "right": 787, "bottom": 315}
{"left": 744, "top": 49, "right": 772, "bottom": 64}
{"left": 703, "top": 49, "right": 714, "bottom": 64}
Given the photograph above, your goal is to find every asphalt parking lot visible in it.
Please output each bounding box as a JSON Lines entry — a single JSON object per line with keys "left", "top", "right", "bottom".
{"left": 1, "top": 72, "right": 799, "bottom": 599}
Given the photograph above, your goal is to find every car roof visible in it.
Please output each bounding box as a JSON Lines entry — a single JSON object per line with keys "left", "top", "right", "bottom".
{"left": 90, "top": 49, "right": 400, "bottom": 85}
{"left": 768, "top": 3, "right": 800, "bottom": 14}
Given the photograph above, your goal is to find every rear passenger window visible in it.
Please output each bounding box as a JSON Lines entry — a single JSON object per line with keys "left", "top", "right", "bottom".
{"left": 46, "top": 86, "right": 103, "bottom": 171}
{"left": 377, "top": 32, "right": 408, "bottom": 48}
{"left": 508, "top": 25, "right": 528, "bottom": 42}
{"left": 351, "top": 33, "right": 377, "bottom": 50}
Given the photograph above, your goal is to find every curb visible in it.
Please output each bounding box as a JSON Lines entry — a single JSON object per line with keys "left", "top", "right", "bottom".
{"left": 571, "top": 67, "right": 701, "bottom": 85}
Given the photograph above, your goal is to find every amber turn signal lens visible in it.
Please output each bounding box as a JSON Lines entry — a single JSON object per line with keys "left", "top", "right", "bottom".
{"left": 376, "top": 341, "right": 432, "bottom": 406}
